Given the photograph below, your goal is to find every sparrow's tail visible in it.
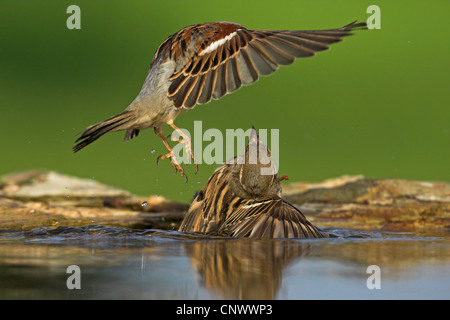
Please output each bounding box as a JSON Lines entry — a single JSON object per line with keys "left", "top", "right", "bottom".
{"left": 73, "top": 111, "right": 135, "bottom": 152}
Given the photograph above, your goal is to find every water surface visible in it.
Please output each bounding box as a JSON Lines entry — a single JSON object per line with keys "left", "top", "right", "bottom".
{"left": 1, "top": 225, "right": 448, "bottom": 299}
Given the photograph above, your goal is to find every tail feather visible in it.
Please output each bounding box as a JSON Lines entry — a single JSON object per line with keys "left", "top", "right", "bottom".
{"left": 124, "top": 128, "right": 140, "bottom": 141}
{"left": 73, "top": 111, "right": 134, "bottom": 152}
{"left": 343, "top": 21, "right": 368, "bottom": 30}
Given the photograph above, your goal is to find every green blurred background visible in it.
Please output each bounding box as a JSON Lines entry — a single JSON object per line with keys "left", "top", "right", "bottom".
{"left": 1, "top": 0, "right": 449, "bottom": 203}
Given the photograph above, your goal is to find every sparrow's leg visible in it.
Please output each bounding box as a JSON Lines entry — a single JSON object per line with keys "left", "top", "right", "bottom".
{"left": 154, "top": 126, "right": 188, "bottom": 182}
{"left": 168, "top": 123, "right": 199, "bottom": 174}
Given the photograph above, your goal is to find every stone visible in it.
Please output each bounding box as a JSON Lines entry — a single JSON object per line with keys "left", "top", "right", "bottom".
{"left": 0, "top": 171, "right": 448, "bottom": 232}
{"left": 283, "top": 175, "right": 450, "bottom": 231}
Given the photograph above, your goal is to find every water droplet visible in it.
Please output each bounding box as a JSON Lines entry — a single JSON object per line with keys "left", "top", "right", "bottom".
{"left": 151, "top": 149, "right": 155, "bottom": 154}
{"left": 141, "top": 201, "right": 148, "bottom": 207}
{"left": 196, "top": 181, "right": 200, "bottom": 184}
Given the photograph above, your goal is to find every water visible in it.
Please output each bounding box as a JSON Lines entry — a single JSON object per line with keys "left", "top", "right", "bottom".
{"left": 0, "top": 225, "right": 449, "bottom": 299}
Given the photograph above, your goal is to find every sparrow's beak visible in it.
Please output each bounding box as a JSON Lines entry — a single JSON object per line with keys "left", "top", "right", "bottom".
{"left": 249, "top": 126, "right": 259, "bottom": 144}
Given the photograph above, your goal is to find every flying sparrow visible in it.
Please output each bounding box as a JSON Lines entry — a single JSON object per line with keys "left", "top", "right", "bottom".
{"left": 178, "top": 128, "right": 327, "bottom": 238}
{"left": 73, "top": 21, "right": 366, "bottom": 181}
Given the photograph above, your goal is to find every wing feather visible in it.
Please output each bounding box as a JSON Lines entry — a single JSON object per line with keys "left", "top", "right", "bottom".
{"left": 167, "top": 21, "right": 365, "bottom": 110}
{"left": 235, "top": 50, "right": 259, "bottom": 85}
{"left": 197, "top": 68, "right": 217, "bottom": 104}
{"left": 226, "top": 57, "right": 241, "bottom": 93}
{"left": 220, "top": 198, "right": 326, "bottom": 239}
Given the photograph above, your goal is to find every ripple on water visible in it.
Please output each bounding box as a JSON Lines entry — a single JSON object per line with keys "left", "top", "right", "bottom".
{"left": 0, "top": 225, "right": 445, "bottom": 250}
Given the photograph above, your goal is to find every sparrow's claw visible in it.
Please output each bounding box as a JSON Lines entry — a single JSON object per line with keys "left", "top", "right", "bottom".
{"left": 154, "top": 125, "right": 197, "bottom": 181}
{"left": 194, "top": 162, "right": 199, "bottom": 174}
{"left": 156, "top": 152, "right": 176, "bottom": 171}
{"left": 156, "top": 151, "right": 188, "bottom": 183}
{"left": 168, "top": 124, "right": 198, "bottom": 171}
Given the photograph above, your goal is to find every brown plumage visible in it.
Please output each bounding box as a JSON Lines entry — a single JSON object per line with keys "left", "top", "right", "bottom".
{"left": 178, "top": 128, "right": 327, "bottom": 239}
{"left": 166, "top": 21, "right": 366, "bottom": 109}
{"left": 73, "top": 21, "right": 366, "bottom": 180}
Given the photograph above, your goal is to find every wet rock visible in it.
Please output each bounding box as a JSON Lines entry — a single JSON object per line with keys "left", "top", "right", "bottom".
{"left": 0, "top": 170, "right": 130, "bottom": 204}
{"left": 0, "top": 171, "right": 188, "bottom": 230}
{"left": 283, "top": 175, "right": 450, "bottom": 231}
{"left": 0, "top": 171, "right": 448, "bottom": 232}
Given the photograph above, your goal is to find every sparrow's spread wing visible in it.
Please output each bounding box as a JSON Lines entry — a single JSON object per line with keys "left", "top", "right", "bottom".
{"left": 161, "top": 21, "right": 366, "bottom": 109}
{"left": 220, "top": 197, "right": 326, "bottom": 239}
{"left": 178, "top": 165, "right": 242, "bottom": 234}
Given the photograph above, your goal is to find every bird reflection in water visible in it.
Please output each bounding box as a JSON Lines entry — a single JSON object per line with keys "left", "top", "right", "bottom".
{"left": 184, "top": 239, "right": 313, "bottom": 299}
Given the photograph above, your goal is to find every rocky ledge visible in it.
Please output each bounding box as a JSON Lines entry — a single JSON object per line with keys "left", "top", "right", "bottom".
{"left": 0, "top": 171, "right": 449, "bottom": 232}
